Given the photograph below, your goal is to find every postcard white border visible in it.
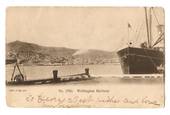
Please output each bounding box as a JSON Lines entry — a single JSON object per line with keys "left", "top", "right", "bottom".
{"left": 0, "top": 0, "right": 169, "bottom": 115}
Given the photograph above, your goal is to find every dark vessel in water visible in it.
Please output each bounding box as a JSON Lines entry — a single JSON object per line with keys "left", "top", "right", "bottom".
{"left": 117, "top": 8, "right": 164, "bottom": 74}
{"left": 6, "top": 58, "right": 17, "bottom": 64}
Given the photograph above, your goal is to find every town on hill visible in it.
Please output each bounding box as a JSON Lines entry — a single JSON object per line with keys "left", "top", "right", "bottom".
{"left": 6, "top": 40, "right": 119, "bottom": 66}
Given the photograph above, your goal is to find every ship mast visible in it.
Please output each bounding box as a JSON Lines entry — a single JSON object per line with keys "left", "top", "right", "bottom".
{"left": 149, "top": 8, "right": 152, "bottom": 47}
{"left": 144, "top": 7, "right": 151, "bottom": 48}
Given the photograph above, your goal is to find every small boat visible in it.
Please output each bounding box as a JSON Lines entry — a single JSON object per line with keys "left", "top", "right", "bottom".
{"left": 6, "top": 58, "right": 17, "bottom": 64}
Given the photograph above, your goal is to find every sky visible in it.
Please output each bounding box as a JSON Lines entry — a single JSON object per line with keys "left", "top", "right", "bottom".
{"left": 6, "top": 7, "right": 164, "bottom": 51}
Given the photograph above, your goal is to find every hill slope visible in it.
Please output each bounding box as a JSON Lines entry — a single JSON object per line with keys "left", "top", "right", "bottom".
{"left": 6, "top": 41, "right": 118, "bottom": 65}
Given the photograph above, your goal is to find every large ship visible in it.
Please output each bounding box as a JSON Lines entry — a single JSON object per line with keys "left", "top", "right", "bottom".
{"left": 117, "top": 7, "right": 164, "bottom": 74}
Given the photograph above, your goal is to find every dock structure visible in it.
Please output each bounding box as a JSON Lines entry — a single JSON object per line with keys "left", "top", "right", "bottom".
{"left": 6, "top": 68, "right": 92, "bottom": 85}
{"left": 122, "top": 74, "right": 163, "bottom": 79}
{"left": 90, "top": 74, "right": 163, "bottom": 79}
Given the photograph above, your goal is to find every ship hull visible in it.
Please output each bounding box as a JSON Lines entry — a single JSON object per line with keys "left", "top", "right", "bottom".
{"left": 117, "top": 47, "right": 164, "bottom": 74}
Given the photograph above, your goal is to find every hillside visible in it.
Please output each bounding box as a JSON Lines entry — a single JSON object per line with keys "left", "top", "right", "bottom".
{"left": 6, "top": 41, "right": 118, "bottom": 65}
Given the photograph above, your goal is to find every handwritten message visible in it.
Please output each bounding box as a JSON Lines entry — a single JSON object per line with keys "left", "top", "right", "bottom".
{"left": 22, "top": 88, "right": 161, "bottom": 107}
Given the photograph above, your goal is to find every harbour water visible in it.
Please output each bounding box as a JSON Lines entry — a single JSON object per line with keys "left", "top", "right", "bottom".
{"left": 6, "top": 64, "right": 122, "bottom": 81}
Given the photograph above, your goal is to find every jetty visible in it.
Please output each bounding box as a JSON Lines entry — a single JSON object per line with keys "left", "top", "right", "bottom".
{"left": 6, "top": 68, "right": 92, "bottom": 85}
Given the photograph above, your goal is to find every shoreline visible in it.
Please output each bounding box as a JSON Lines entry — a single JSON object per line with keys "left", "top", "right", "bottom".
{"left": 6, "top": 63, "right": 120, "bottom": 67}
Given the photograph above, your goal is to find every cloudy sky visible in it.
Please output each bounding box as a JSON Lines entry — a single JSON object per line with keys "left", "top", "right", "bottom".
{"left": 6, "top": 7, "right": 164, "bottom": 51}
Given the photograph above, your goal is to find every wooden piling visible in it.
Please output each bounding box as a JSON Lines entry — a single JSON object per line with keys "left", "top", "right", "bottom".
{"left": 53, "top": 70, "right": 58, "bottom": 80}
{"left": 85, "top": 68, "right": 90, "bottom": 78}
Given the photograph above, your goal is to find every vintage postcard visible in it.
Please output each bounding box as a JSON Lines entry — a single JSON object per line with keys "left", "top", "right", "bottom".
{"left": 6, "top": 7, "right": 165, "bottom": 108}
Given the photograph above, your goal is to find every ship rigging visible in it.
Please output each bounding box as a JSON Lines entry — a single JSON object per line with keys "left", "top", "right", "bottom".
{"left": 117, "top": 7, "right": 164, "bottom": 74}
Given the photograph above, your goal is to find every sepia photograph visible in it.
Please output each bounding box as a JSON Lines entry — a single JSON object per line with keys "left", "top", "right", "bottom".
{"left": 6, "top": 7, "right": 165, "bottom": 107}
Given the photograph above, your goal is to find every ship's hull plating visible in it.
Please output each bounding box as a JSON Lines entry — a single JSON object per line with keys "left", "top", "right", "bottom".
{"left": 117, "top": 47, "right": 164, "bottom": 74}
